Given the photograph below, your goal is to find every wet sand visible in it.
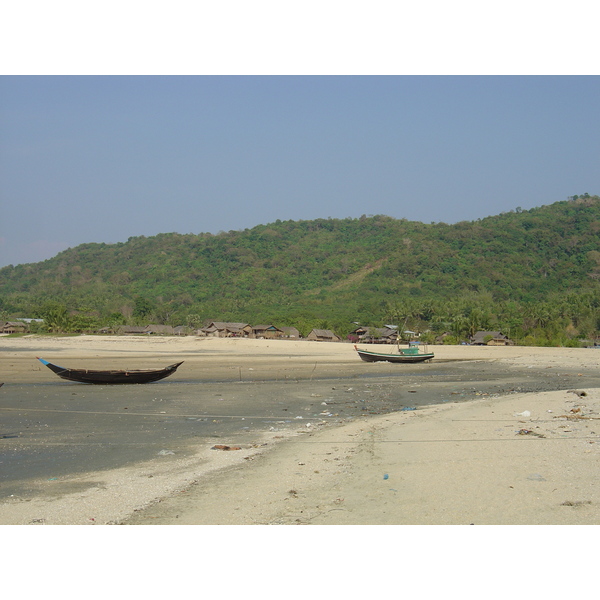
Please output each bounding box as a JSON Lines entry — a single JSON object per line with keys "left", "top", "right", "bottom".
{"left": 1, "top": 334, "right": 599, "bottom": 525}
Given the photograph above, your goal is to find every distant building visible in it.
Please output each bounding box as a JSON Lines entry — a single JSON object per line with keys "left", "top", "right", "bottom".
{"left": 280, "top": 327, "right": 301, "bottom": 339}
{"left": 173, "top": 326, "right": 192, "bottom": 336}
{"left": 306, "top": 328, "right": 341, "bottom": 342}
{"left": 145, "top": 324, "right": 175, "bottom": 335}
{"left": 101, "top": 324, "right": 187, "bottom": 335}
{"left": 198, "top": 322, "right": 252, "bottom": 338}
{"left": 251, "top": 325, "right": 284, "bottom": 339}
{"left": 434, "top": 332, "right": 453, "bottom": 344}
{"left": 471, "top": 331, "right": 514, "bottom": 346}
{"left": 120, "top": 326, "right": 148, "bottom": 335}
{"left": 0, "top": 321, "right": 28, "bottom": 334}
{"left": 348, "top": 326, "right": 398, "bottom": 344}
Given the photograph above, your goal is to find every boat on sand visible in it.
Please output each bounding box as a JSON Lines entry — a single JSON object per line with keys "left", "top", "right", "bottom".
{"left": 354, "top": 343, "right": 434, "bottom": 363}
{"left": 37, "top": 357, "right": 184, "bottom": 384}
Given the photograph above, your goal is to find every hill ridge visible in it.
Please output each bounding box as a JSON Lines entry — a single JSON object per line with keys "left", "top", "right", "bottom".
{"left": 1, "top": 196, "right": 599, "bottom": 344}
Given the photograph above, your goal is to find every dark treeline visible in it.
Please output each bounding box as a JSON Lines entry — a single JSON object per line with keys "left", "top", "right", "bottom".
{"left": 1, "top": 195, "right": 599, "bottom": 345}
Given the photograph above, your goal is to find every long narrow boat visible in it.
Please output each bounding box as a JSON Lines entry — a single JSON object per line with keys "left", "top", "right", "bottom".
{"left": 354, "top": 344, "right": 434, "bottom": 363}
{"left": 37, "top": 357, "right": 184, "bottom": 384}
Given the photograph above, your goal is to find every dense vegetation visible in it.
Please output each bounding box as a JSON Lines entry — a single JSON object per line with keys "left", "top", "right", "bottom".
{"left": 1, "top": 195, "right": 599, "bottom": 345}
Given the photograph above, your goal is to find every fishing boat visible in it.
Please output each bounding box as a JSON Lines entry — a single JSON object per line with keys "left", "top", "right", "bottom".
{"left": 354, "top": 343, "right": 434, "bottom": 363}
{"left": 37, "top": 357, "right": 184, "bottom": 384}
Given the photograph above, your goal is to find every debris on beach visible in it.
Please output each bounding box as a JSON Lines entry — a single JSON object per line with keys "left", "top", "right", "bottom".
{"left": 211, "top": 444, "right": 242, "bottom": 451}
{"left": 157, "top": 449, "right": 175, "bottom": 455}
{"left": 516, "top": 429, "right": 545, "bottom": 437}
{"left": 554, "top": 408, "right": 593, "bottom": 420}
{"left": 514, "top": 410, "right": 531, "bottom": 418}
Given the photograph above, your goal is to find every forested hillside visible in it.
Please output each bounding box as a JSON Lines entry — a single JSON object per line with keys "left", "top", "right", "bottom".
{"left": 1, "top": 195, "right": 599, "bottom": 345}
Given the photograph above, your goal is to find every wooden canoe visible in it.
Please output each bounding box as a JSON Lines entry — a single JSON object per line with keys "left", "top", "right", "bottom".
{"left": 37, "top": 357, "right": 184, "bottom": 384}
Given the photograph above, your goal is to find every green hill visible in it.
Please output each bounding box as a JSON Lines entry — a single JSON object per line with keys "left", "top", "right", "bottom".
{"left": 1, "top": 195, "right": 599, "bottom": 344}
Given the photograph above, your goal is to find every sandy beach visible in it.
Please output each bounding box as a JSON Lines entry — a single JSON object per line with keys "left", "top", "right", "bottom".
{"left": 1, "top": 334, "right": 600, "bottom": 525}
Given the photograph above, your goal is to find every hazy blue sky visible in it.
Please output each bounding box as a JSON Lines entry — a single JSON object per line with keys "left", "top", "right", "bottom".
{"left": 1, "top": 75, "right": 599, "bottom": 267}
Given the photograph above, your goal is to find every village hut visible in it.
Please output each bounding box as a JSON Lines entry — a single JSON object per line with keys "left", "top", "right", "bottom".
{"left": 144, "top": 324, "right": 175, "bottom": 335}
{"left": 0, "top": 321, "right": 28, "bottom": 334}
{"left": 251, "top": 325, "right": 284, "bottom": 339}
{"left": 120, "top": 326, "right": 149, "bottom": 335}
{"left": 306, "top": 329, "right": 342, "bottom": 342}
{"left": 198, "top": 322, "right": 252, "bottom": 338}
{"left": 434, "top": 332, "right": 453, "bottom": 344}
{"left": 471, "top": 331, "right": 514, "bottom": 346}
{"left": 173, "top": 325, "right": 192, "bottom": 336}
{"left": 349, "top": 326, "right": 398, "bottom": 344}
{"left": 280, "top": 327, "right": 301, "bottom": 339}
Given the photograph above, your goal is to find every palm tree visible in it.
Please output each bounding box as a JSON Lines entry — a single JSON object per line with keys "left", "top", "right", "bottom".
{"left": 450, "top": 316, "right": 468, "bottom": 340}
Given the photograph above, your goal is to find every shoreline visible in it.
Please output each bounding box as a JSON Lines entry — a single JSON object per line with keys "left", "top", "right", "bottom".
{"left": 1, "top": 335, "right": 599, "bottom": 525}
{"left": 121, "top": 386, "right": 600, "bottom": 525}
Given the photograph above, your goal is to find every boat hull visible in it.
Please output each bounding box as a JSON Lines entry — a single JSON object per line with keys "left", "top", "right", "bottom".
{"left": 37, "top": 358, "right": 184, "bottom": 384}
{"left": 355, "top": 347, "right": 434, "bottom": 363}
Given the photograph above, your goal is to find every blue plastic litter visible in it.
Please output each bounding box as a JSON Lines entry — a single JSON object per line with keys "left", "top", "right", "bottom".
{"left": 401, "top": 406, "right": 416, "bottom": 411}
{"left": 383, "top": 474, "right": 389, "bottom": 480}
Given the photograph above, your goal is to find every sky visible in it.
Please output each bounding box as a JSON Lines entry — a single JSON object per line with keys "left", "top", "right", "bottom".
{"left": 1, "top": 6, "right": 599, "bottom": 268}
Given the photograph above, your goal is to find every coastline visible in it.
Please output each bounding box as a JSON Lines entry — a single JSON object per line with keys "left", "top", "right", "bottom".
{"left": 1, "top": 335, "right": 599, "bottom": 525}
{"left": 122, "top": 386, "right": 600, "bottom": 525}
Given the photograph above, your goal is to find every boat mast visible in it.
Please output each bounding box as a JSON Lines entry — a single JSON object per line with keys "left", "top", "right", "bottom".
{"left": 397, "top": 316, "right": 409, "bottom": 352}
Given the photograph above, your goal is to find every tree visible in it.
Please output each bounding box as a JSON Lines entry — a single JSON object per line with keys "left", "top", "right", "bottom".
{"left": 40, "top": 302, "right": 71, "bottom": 333}
{"left": 450, "top": 316, "right": 468, "bottom": 340}
{"left": 133, "top": 296, "right": 154, "bottom": 321}
{"left": 186, "top": 314, "right": 203, "bottom": 329}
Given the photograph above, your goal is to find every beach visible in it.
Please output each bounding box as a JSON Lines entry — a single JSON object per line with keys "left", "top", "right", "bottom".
{"left": 1, "top": 334, "right": 599, "bottom": 525}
